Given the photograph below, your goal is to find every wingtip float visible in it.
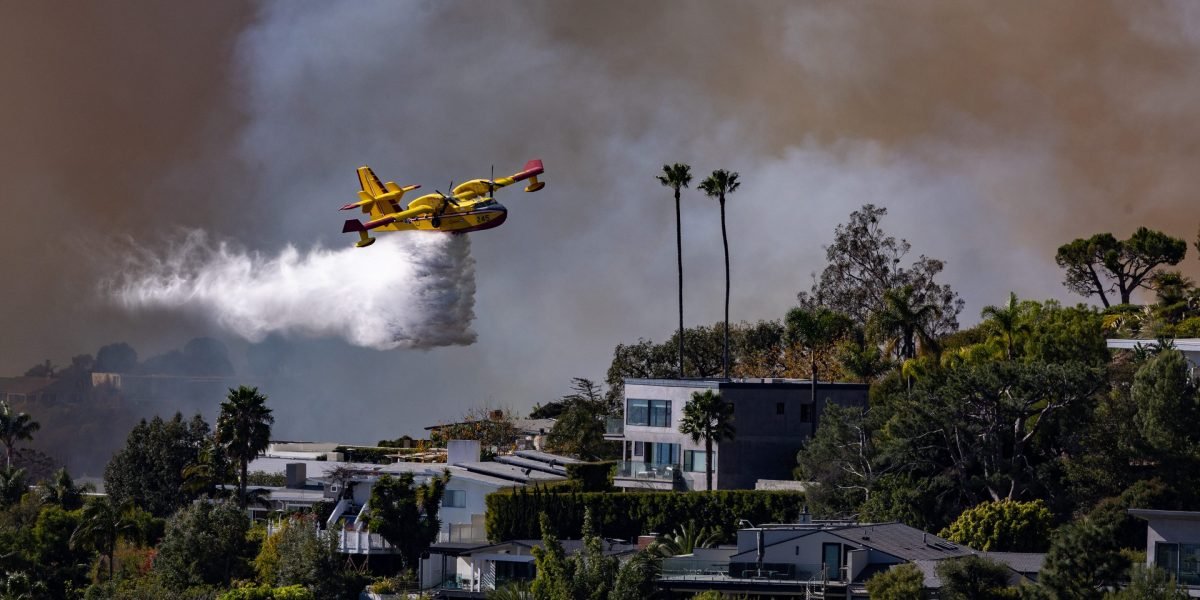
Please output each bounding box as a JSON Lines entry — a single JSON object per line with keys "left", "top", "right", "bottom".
{"left": 339, "top": 159, "right": 546, "bottom": 248}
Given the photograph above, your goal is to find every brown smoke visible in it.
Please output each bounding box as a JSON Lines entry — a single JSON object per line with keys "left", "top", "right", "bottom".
{"left": 4, "top": 1, "right": 1200, "bottom": 451}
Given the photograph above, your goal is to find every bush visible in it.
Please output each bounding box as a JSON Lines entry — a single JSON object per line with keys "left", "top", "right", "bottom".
{"left": 217, "top": 585, "right": 313, "bottom": 600}
{"left": 1173, "top": 317, "right": 1200, "bottom": 337}
{"left": 865, "top": 563, "right": 927, "bottom": 599}
{"left": 564, "top": 461, "right": 615, "bottom": 492}
{"left": 486, "top": 488, "right": 805, "bottom": 542}
{"left": 939, "top": 499, "right": 1054, "bottom": 552}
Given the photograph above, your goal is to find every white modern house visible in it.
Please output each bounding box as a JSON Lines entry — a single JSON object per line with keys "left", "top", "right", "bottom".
{"left": 1130, "top": 508, "right": 1200, "bottom": 596}
{"left": 606, "top": 378, "right": 869, "bottom": 491}
{"left": 250, "top": 439, "right": 569, "bottom": 569}
{"left": 1107, "top": 338, "right": 1200, "bottom": 368}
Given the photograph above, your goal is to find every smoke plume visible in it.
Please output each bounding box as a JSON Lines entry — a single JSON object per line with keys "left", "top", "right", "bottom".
{"left": 111, "top": 231, "right": 476, "bottom": 350}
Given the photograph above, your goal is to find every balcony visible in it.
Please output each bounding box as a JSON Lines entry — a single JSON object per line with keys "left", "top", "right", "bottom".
{"left": 661, "top": 558, "right": 832, "bottom": 583}
{"left": 613, "top": 461, "right": 692, "bottom": 490}
{"left": 604, "top": 416, "right": 624, "bottom": 438}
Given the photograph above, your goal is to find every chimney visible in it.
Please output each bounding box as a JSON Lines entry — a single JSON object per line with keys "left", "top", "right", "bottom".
{"left": 799, "top": 504, "right": 812, "bottom": 524}
{"left": 489, "top": 409, "right": 504, "bottom": 422}
{"left": 637, "top": 535, "right": 659, "bottom": 550}
{"left": 285, "top": 463, "right": 306, "bottom": 489}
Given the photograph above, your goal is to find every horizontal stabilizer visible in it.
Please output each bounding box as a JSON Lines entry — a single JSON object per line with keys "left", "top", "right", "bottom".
{"left": 522, "top": 159, "right": 544, "bottom": 175}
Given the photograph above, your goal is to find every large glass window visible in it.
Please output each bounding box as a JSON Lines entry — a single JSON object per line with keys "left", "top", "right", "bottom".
{"left": 684, "top": 450, "right": 708, "bottom": 473}
{"left": 1155, "top": 542, "right": 1200, "bottom": 585}
{"left": 648, "top": 442, "right": 680, "bottom": 465}
{"left": 626, "top": 399, "right": 671, "bottom": 427}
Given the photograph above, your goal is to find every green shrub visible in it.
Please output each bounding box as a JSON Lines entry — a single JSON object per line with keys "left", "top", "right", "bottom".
{"left": 216, "top": 585, "right": 313, "bottom": 600}
{"left": 939, "top": 499, "right": 1054, "bottom": 552}
{"left": 271, "top": 585, "right": 314, "bottom": 600}
{"left": 485, "top": 488, "right": 805, "bottom": 542}
{"left": 1174, "top": 317, "right": 1200, "bottom": 337}
{"left": 217, "top": 586, "right": 273, "bottom": 600}
{"left": 564, "top": 461, "right": 616, "bottom": 492}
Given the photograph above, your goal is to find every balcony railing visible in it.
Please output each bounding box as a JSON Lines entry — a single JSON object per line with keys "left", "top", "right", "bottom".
{"left": 615, "top": 461, "right": 682, "bottom": 482}
{"left": 605, "top": 416, "right": 624, "bottom": 436}
{"left": 661, "top": 558, "right": 829, "bottom": 583}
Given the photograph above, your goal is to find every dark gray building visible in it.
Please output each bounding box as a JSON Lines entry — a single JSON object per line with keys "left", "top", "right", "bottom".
{"left": 606, "top": 378, "right": 869, "bottom": 490}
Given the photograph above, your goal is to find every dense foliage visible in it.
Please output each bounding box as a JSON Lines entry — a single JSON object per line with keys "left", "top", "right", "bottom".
{"left": 939, "top": 499, "right": 1053, "bottom": 552}
{"left": 104, "top": 413, "right": 210, "bottom": 517}
{"left": 486, "top": 487, "right": 805, "bottom": 542}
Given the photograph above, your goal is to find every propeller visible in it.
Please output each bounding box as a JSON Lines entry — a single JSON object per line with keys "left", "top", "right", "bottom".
{"left": 430, "top": 180, "right": 457, "bottom": 228}
{"left": 433, "top": 180, "right": 459, "bottom": 206}
{"left": 487, "top": 165, "right": 495, "bottom": 199}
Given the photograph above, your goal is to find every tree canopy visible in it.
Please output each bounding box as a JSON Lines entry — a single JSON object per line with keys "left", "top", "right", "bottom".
{"left": 1056, "top": 227, "right": 1187, "bottom": 307}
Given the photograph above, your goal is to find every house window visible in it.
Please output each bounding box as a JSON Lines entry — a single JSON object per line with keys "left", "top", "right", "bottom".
{"left": 626, "top": 399, "right": 671, "bottom": 427}
{"left": 1157, "top": 542, "right": 1200, "bottom": 585}
{"left": 633, "top": 441, "right": 644, "bottom": 457}
{"left": 683, "top": 450, "right": 708, "bottom": 473}
{"left": 776, "top": 402, "right": 785, "bottom": 415}
{"left": 648, "top": 442, "right": 680, "bottom": 465}
{"left": 800, "top": 403, "right": 812, "bottom": 423}
{"left": 443, "top": 489, "right": 466, "bottom": 508}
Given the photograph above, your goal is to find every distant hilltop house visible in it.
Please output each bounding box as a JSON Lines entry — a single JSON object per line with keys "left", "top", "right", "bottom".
{"left": 0, "top": 376, "right": 64, "bottom": 403}
{"left": 424, "top": 411, "right": 555, "bottom": 453}
{"left": 605, "top": 378, "right": 869, "bottom": 491}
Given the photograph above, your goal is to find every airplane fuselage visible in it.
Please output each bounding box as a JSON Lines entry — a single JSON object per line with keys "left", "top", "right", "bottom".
{"left": 375, "top": 198, "right": 508, "bottom": 233}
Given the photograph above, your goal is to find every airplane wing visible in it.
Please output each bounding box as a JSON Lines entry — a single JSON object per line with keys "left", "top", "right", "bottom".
{"left": 452, "top": 160, "right": 546, "bottom": 197}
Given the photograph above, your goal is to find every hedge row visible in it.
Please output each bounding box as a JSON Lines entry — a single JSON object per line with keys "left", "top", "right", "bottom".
{"left": 485, "top": 487, "right": 806, "bottom": 543}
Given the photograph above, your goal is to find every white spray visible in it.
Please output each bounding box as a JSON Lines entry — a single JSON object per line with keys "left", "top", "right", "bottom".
{"left": 111, "top": 230, "right": 476, "bottom": 350}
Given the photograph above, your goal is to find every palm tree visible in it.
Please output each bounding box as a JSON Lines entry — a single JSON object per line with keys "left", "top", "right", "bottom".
{"left": 699, "top": 169, "right": 741, "bottom": 379}
{"left": 649, "top": 521, "right": 720, "bottom": 557}
{"left": 871, "top": 285, "right": 942, "bottom": 361}
{"left": 658, "top": 163, "right": 693, "bottom": 379}
{"left": 39, "top": 467, "right": 87, "bottom": 510}
{"left": 678, "top": 389, "right": 735, "bottom": 491}
{"left": 0, "top": 467, "right": 26, "bottom": 507}
{"left": 785, "top": 306, "right": 853, "bottom": 406}
{"left": 216, "top": 386, "right": 274, "bottom": 507}
{"left": 72, "top": 497, "right": 137, "bottom": 581}
{"left": 0, "top": 402, "right": 39, "bottom": 470}
{"left": 980, "top": 292, "right": 1027, "bottom": 360}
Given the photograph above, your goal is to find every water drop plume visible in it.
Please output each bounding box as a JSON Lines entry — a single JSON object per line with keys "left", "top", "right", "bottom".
{"left": 111, "top": 230, "right": 476, "bottom": 350}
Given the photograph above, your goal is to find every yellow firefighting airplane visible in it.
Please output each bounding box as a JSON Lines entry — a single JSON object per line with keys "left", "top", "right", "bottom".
{"left": 340, "top": 159, "right": 545, "bottom": 247}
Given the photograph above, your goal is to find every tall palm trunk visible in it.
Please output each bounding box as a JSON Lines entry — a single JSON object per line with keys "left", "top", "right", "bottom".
{"left": 705, "top": 435, "right": 714, "bottom": 491}
{"left": 239, "top": 459, "right": 248, "bottom": 507}
{"left": 676, "top": 187, "right": 685, "bottom": 379}
{"left": 720, "top": 195, "right": 730, "bottom": 379}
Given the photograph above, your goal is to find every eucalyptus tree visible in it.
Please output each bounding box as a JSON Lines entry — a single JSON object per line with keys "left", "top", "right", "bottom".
{"left": 658, "top": 163, "right": 693, "bottom": 379}
{"left": 679, "top": 389, "right": 735, "bottom": 491}
{"left": 699, "top": 169, "right": 741, "bottom": 379}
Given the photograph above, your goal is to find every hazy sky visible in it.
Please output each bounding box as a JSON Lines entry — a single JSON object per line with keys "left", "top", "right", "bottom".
{"left": 5, "top": 1, "right": 1200, "bottom": 442}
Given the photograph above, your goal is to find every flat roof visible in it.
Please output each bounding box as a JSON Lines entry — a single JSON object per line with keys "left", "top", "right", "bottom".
{"left": 1108, "top": 338, "right": 1200, "bottom": 352}
{"left": 1129, "top": 508, "right": 1200, "bottom": 521}
{"left": 625, "top": 378, "right": 869, "bottom": 391}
